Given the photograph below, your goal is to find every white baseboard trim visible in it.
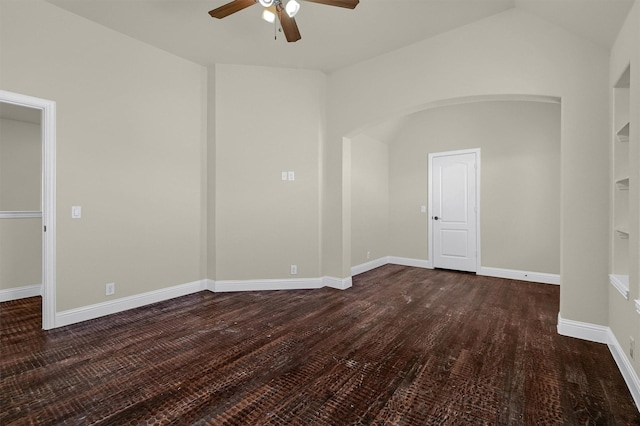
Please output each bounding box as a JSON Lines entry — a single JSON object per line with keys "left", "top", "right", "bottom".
{"left": 557, "top": 314, "right": 640, "bottom": 410}
{"left": 478, "top": 266, "right": 560, "bottom": 285}
{"left": 205, "top": 278, "right": 216, "bottom": 292}
{"left": 608, "top": 330, "right": 640, "bottom": 410}
{"left": 0, "top": 284, "right": 42, "bottom": 302}
{"left": 351, "top": 257, "right": 390, "bottom": 276}
{"left": 55, "top": 280, "right": 207, "bottom": 328}
{"left": 212, "top": 278, "right": 324, "bottom": 292}
{"left": 212, "top": 276, "right": 353, "bottom": 293}
{"left": 323, "top": 276, "right": 352, "bottom": 290}
{"left": 557, "top": 314, "right": 609, "bottom": 343}
{"left": 352, "top": 256, "right": 433, "bottom": 276}
{"left": 54, "top": 275, "right": 353, "bottom": 328}
{"left": 388, "top": 256, "right": 433, "bottom": 269}
{"left": 352, "top": 259, "right": 559, "bottom": 288}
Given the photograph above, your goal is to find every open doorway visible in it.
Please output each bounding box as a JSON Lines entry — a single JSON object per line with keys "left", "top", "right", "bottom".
{"left": 0, "top": 90, "right": 56, "bottom": 329}
{"left": 346, "top": 96, "right": 561, "bottom": 282}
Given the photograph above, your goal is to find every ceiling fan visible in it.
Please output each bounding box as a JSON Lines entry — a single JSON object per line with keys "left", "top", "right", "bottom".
{"left": 208, "top": 0, "right": 359, "bottom": 42}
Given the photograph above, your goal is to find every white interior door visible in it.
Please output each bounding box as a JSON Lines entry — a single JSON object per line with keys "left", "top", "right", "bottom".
{"left": 430, "top": 150, "right": 478, "bottom": 272}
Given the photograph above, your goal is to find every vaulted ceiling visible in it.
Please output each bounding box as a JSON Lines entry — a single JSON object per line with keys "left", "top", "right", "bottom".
{"left": 46, "top": 0, "right": 634, "bottom": 73}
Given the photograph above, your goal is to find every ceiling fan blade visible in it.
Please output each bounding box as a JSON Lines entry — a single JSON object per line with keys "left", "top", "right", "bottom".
{"left": 209, "top": 0, "right": 256, "bottom": 19}
{"left": 276, "top": 7, "right": 302, "bottom": 42}
{"left": 302, "top": 0, "right": 359, "bottom": 9}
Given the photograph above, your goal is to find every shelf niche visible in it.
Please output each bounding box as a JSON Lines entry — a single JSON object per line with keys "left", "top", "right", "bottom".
{"left": 611, "top": 64, "right": 631, "bottom": 285}
{"left": 616, "top": 177, "right": 630, "bottom": 190}
{"left": 617, "top": 122, "right": 630, "bottom": 142}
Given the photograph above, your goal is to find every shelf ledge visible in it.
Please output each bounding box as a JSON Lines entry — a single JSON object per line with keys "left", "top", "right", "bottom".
{"left": 609, "top": 274, "right": 629, "bottom": 300}
{"left": 0, "top": 211, "right": 42, "bottom": 219}
{"left": 616, "top": 228, "right": 629, "bottom": 239}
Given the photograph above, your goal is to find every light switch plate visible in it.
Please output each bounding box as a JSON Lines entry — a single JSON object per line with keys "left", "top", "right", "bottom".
{"left": 72, "top": 206, "right": 82, "bottom": 219}
{"left": 282, "top": 171, "right": 288, "bottom": 181}
{"left": 288, "top": 171, "right": 295, "bottom": 181}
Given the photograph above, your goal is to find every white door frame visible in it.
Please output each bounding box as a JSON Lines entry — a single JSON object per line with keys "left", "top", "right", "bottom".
{"left": 0, "top": 90, "right": 57, "bottom": 329}
{"left": 428, "top": 148, "right": 481, "bottom": 271}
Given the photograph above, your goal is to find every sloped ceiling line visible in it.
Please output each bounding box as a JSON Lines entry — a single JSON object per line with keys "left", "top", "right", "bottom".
{"left": 44, "top": 0, "right": 633, "bottom": 72}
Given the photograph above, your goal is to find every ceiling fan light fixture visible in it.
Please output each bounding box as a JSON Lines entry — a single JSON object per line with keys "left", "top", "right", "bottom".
{"left": 208, "top": 0, "right": 359, "bottom": 43}
{"left": 285, "top": 0, "right": 300, "bottom": 17}
{"left": 262, "top": 9, "right": 276, "bottom": 23}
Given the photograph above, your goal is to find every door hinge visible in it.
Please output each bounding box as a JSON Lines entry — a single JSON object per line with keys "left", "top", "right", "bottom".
{"left": 44, "top": 225, "right": 47, "bottom": 232}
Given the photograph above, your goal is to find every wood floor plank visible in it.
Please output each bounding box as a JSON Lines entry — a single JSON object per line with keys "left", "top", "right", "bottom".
{"left": 1, "top": 265, "right": 638, "bottom": 425}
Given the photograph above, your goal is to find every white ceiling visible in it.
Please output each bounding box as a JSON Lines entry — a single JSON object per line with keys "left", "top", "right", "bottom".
{"left": 46, "top": 0, "right": 634, "bottom": 73}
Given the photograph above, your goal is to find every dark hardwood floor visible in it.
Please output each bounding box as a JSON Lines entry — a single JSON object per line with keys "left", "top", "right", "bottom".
{"left": 1, "top": 265, "right": 638, "bottom": 425}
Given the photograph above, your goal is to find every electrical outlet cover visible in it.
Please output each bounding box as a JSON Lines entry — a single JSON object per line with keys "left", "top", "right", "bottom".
{"left": 106, "top": 282, "right": 115, "bottom": 296}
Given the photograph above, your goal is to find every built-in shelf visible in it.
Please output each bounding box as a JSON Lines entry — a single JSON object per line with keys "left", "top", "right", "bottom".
{"left": 617, "top": 122, "right": 630, "bottom": 142}
{"left": 616, "top": 177, "right": 630, "bottom": 190}
{"left": 609, "top": 274, "right": 630, "bottom": 300}
{"left": 616, "top": 228, "right": 629, "bottom": 238}
{"left": 611, "top": 66, "right": 631, "bottom": 296}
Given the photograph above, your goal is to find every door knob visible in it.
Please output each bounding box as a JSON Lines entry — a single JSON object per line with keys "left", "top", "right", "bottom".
{"left": 433, "top": 216, "right": 439, "bottom": 221}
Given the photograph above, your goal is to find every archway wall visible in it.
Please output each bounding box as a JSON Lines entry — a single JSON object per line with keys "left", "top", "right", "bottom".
{"left": 387, "top": 100, "right": 560, "bottom": 274}
{"left": 324, "top": 8, "right": 610, "bottom": 325}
